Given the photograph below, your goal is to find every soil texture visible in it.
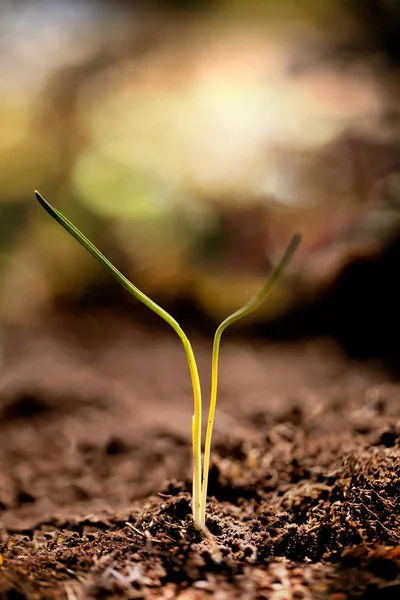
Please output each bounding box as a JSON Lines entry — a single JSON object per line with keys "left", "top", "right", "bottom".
{"left": 0, "top": 311, "right": 399, "bottom": 599}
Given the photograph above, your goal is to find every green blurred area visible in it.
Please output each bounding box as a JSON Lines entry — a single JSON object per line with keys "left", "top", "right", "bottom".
{"left": 1, "top": 0, "right": 400, "bottom": 325}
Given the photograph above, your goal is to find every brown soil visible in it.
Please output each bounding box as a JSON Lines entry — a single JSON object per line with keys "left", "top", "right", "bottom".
{"left": 0, "top": 311, "right": 399, "bottom": 599}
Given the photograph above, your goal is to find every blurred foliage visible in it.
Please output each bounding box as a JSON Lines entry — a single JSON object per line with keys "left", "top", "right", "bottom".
{"left": 0, "top": 0, "right": 400, "bottom": 325}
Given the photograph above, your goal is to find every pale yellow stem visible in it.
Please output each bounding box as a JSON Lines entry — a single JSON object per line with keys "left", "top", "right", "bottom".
{"left": 200, "top": 235, "right": 301, "bottom": 525}
{"left": 200, "top": 332, "right": 221, "bottom": 526}
{"left": 35, "top": 191, "right": 204, "bottom": 528}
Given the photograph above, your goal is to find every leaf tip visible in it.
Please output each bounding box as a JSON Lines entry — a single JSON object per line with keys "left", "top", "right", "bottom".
{"left": 34, "top": 190, "right": 45, "bottom": 204}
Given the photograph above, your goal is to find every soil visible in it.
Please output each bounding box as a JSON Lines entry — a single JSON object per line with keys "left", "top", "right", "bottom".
{"left": 0, "top": 309, "right": 399, "bottom": 599}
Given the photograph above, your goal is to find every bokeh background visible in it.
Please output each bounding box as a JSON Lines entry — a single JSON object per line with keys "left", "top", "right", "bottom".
{"left": 1, "top": 0, "right": 400, "bottom": 362}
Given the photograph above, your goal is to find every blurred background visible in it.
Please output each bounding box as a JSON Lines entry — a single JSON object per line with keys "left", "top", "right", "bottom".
{"left": 1, "top": 0, "right": 400, "bottom": 364}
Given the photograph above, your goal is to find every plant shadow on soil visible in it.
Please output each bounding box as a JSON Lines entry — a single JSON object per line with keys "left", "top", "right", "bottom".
{"left": 1, "top": 236, "right": 400, "bottom": 599}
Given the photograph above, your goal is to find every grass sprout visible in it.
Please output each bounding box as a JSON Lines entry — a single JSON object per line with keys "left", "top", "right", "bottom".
{"left": 35, "top": 190, "right": 300, "bottom": 534}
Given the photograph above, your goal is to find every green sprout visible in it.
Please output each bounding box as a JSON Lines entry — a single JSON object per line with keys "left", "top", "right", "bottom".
{"left": 35, "top": 190, "right": 300, "bottom": 534}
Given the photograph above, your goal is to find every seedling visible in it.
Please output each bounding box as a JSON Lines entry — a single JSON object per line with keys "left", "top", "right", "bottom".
{"left": 35, "top": 191, "right": 300, "bottom": 534}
